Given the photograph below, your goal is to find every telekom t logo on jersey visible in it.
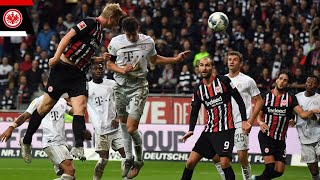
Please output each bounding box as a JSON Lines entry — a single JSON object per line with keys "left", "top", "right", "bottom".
{"left": 3, "top": 9, "right": 23, "bottom": 28}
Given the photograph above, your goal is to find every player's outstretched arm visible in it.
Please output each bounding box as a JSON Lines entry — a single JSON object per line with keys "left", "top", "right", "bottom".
{"left": 0, "top": 112, "right": 31, "bottom": 142}
{"left": 294, "top": 105, "right": 317, "bottom": 120}
{"left": 149, "top": 50, "right": 191, "bottom": 65}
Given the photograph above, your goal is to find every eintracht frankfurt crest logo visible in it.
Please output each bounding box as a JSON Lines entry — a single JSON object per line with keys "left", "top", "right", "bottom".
{"left": 3, "top": 9, "right": 23, "bottom": 28}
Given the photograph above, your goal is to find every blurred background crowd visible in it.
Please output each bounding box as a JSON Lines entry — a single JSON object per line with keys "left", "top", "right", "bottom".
{"left": 0, "top": 0, "right": 320, "bottom": 109}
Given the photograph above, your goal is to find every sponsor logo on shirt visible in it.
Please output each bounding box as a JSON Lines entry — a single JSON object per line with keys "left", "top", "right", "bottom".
{"left": 267, "top": 107, "right": 286, "bottom": 116}
{"left": 205, "top": 96, "right": 223, "bottom": 107}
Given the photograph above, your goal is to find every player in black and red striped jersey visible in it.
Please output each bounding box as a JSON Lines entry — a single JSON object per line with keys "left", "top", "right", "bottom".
{"left": 19, "top": 3, "right": 126, "bottom": 163}
{"left": 252, "top": 70, "right": 320, "bottom": 180}
{"left": 181, "top": 57, "right": 252, "bottom": 180}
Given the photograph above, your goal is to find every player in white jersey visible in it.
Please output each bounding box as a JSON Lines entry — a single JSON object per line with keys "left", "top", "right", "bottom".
{"left": 294, "top": 75, "right": 320, "bottom": 180}
{"left": 0, "top": 73, "right": 76, "bottom": 180}
{"left": 214, "top": 51, "right": 263, "bottom": 180}
{"left": 105, "top": 16, "right": 190, "bottom": 179}
{"left": 87, "top": 62, "right": 126, "bottom": 180}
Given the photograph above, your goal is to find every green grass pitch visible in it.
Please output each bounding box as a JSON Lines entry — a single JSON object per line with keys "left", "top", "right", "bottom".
{"left": 0, "top": 158, "right": 311, "bottom": 179}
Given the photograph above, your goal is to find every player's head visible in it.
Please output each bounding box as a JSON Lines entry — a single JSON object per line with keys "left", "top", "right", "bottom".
{"left": 100, "top": 3, "right": 126, "bottom": 28}
{"left": 275, "top": 70, "right": 292, "bottom": 91}
{"left": 41, "top": 71, "right": 49, "bottom": 87}
{"left": 91, "top": 63, "right": 104, "bottom": 81}
{"left": 122, "top": 17, "right": 140, "bottom": 42}
{"left": 227, "top": 51, "right": 243, "bottom": 72}
{"left": 199, "top": 56, "right": 214, "bottom": 79}
{"left": 305, "top": 75, "right": 319, "bottom": 94}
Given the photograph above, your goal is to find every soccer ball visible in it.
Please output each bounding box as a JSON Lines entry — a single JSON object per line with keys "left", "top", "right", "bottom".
{"left": 208, "top": 12, "right": 229, "bottom": 32}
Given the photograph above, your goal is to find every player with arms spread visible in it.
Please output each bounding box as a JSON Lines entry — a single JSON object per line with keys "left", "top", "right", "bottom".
{"left": 105, "top": 16, "right": 190, "bottom": 179}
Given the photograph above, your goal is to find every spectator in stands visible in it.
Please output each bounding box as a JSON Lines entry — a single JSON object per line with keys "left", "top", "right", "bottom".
{"left": 177, "top": 65, "right": 193, "bottom": 94}
{"left": 15, "top": 75, "right": 31, "bottom": 107}
{"left": 37, "top": 50, "right": 49, "bottom": 72}
{"left": 256, "top": 67, "right": 272, "bottom": 93}
{"left": 36, "top": 22, "right": 56, "bottom": 53}
{"left": 192, "top": 65, "right": 201, "bottom": 86}
{"left": 0, "top": 57, "right": 13, "bottom": 95}
{"left": 0, "top": 89, "right": 16, "bottom": 110}
{"left": 8, "top": 62, "right": 21, "bottom": 90}
{"left": 178, "top": 40, "right": 194, "bottom": 70}
{"left": 251, "top": 56, "right": 266, "bottom": 79}
{"left": 14, "top": 42, "right": 30, "bottom": 63}
{"left": 305, "top": 37, "right": 320, "bottom": 75}
{"left": 303, "top": 35, "right": 316, "bottom": 56}
{"left": 31, "top": 12, "right": 40, "bottom": 35}
{"left": 193, "top": 44, "right": 209, "bottom": 68}
{"left": 291, "top": 67, "right": 307, "bottom": 94}
{"left": 75, "top": 3, "right": 92, "bottom": 22}
{"left": 26, "top": 60, "right": 43, "bottom": 94}
{"left": 63, "top": 13, "right": 75, "bottom": 31}
{"left": 158, "top": 64, "right": 177, "bottom": 93}
{"left": 147, "top": 62, "right": 161, "bottom": 93}
{"left": 55, "top": 16, "right": 67, "bottom": 35}
{"left": 20, "top": 53, "right": 33, "bottom": 74}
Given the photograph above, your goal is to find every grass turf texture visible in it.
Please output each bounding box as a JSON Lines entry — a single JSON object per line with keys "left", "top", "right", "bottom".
{"left": 0, "top": 158, "right": 310, "bottom": 180}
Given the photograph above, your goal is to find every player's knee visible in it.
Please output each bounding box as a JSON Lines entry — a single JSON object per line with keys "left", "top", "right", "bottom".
{"left": 99, "top": 151, "right": 109, "bottom": 159}
{"left": 238, "top": 154, "right": 249, "bottom": 165}
{"left": 127, "top": 126, "right": 138, "bottom": 134}
{"left": 38, "top": 103, "right": 54, "bottom": 116}
{"left": 185, "top": 159, "right": 197, "bottom": 169}
{"left": 219, "top": 158, "right": 231, "bottom": 169}
{"left": 212, "top": 155, "right": 220, "bottom": 163}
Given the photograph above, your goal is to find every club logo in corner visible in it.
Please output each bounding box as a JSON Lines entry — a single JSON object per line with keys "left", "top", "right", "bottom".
{"left": 3, "top": 9, "right": 23, "bottom": 28}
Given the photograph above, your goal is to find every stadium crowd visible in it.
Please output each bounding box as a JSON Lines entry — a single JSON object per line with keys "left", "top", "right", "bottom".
{"left": 0, "top": 0, "right": 320, "bottom": 109}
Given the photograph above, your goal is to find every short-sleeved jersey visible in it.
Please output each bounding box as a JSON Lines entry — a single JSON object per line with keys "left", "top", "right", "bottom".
{"left": 190, "top": 75, "right": 247, "bottom": 132}
{"left": 64, "top": 18, "right": 103, "bottom": 71}
{"left": 108, "top": 34, "right": 157, "bottom": 87}
{"left": 226, "top": 72, "right": 260, "bottom": 128}
{"left": 87, "top": 78, "right": 118, "bottom": 135}
{"left": 261, "top": 90, "right": 299, "bottom": 140}
{"left": 26, "top": 96, "right": 71, "bottom": 148}
{"left": 295, "top": 92, "right": 320, "bottom": 144}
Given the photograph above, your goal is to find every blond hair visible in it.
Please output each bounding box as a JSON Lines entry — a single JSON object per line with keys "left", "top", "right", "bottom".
{"left": 101, "top": 3, "right": 125, "bottom": 20}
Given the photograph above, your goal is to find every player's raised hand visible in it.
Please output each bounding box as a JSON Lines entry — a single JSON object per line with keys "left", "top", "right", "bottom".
{"left": 176, "top": 50, "right": 191, "bottom": 63}
{"left": 181, "top": 131, "right": 194, "bottom": 143}
{"left": 0, "top": 127, "right": 14, "bottom": 142}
